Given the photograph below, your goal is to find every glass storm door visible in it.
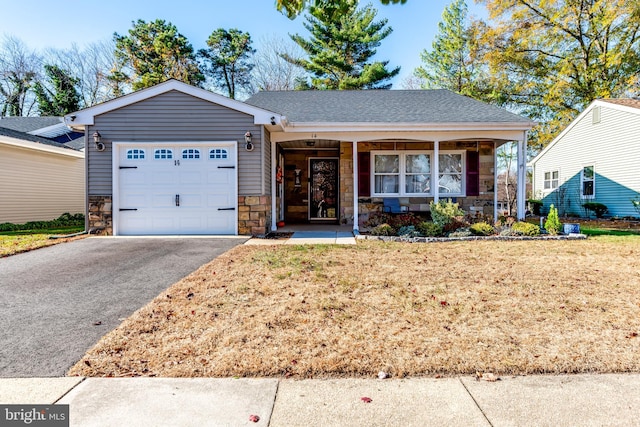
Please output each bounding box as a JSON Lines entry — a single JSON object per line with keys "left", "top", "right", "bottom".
{"left": 308, "top": 158, "right": 339, "bottom": 221}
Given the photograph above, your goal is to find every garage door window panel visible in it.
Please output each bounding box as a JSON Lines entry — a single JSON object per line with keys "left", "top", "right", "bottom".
{"left": 126, "top": 149, "right": 145, "bottom": 160}
{"left": 182, "top": 149, "right": 201, "bottom": 159}
{"left": 154, "top": 149, "right": 173, "bottom": 159}
{"left": 209, "top": 149, "right": 228, "bottom": 159}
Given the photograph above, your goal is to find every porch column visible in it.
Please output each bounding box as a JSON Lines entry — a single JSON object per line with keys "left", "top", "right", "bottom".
{"left": 271, "top": 137, "right": 277, "bottom": 231}
{"left": 352, "top": 140, "right": 359, "bottom": 233}
{"left": 516, "top": 131, "right": 528, "bottom": 220}
{"left": 494, "top": 141, "right": 498, "bottom": 223}
{"left": 433, "top": 140, "right": 439, "bottom": 203}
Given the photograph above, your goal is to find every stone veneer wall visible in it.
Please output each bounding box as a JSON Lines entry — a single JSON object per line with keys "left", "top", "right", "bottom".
{"left": 88, "top": 195, "right": 112, "bottom": 235}
{"left": 238, "top": 195, "right": 271, "bottom": 236}
{"left": 88, "top": 195, "right": 270, "bottom": 236}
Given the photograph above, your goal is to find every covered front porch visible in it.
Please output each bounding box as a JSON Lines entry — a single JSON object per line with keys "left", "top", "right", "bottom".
{"left": 270, "top": 134, "right": 529, "bottom": 234}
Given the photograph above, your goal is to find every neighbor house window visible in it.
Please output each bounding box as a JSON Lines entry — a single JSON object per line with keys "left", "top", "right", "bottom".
{"left": 544, "top": 170, "right": 559, "bottom": 190}
{"left": 581, "top": 165, "right": 595, "bottom": 198}
{"left": 182, "top": 148, "right": 200, "bottom": 159}
{"left": 371, "top": 151, "right": 463, "bottom": 197}
{"left": 126, "top": 149, "right": 145, "bottom": 160}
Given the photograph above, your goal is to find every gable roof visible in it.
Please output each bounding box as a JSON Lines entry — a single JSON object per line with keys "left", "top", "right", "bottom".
{"left": 64, "top": 79, "right": 282, "bottom": 129}
{"left": 246, "top": 89, "right": 534, "bottom": 127}
{"left": 529, "top": 98, "right": 640, "bottom": 166}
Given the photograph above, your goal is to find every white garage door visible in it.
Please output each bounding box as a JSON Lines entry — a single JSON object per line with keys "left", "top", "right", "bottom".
{"left": 115, "top": 142, "right": 237, "bottom": 235}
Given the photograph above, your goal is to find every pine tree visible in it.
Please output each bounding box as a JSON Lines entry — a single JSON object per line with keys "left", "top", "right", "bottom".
{"left": 199, "top": 29, "right": 255, "bottom": 100}
{"left": 112, "top": 19, "right": 203, "bottom": 90}
{"left": 414, "top": 0, "right": 487, "bottom": 99}
{"left": 283, "top": 0, "right": 400, "bottom": 90}
{"left": 32, "top": 65, "right": 80, "bottom": 115}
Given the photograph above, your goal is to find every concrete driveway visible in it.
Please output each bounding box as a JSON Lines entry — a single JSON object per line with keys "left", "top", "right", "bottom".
{"left": 0, "top": 236, "right": 247, "bottom": 378}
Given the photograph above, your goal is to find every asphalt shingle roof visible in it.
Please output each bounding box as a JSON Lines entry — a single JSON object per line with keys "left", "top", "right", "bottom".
{"left": 601, "top": 99, "right": 640, "bottom": 110}
{"left": 0, "top": 116, "right": 62, "bottom": 132}
{"left": 245, "top": 90, "right": 532, "bottom": 124}
{"left": 0, "top": 126, "right": 75, "bottom": 150}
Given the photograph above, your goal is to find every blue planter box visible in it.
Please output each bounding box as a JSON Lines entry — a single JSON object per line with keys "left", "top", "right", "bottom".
{"left": 563, "top": 223, "right": 581, "bottom": 234}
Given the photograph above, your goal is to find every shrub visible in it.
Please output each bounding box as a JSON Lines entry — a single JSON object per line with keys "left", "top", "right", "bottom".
{"left": 430, "top": 199, "right": 465, "bottom": 228}
{"left": 388, "top": 213, "right": 421, "bottom": 229}
{"left": 448, "top": 228, "right": 472, "bottom": 237}
{"left": 544, "top": 204, "right": 562, "bottom": 235}
{"left": 397, "top": 225, "right": 420, "bottom": 238}
{"left": 0, "top": 213, "right": 84, "bottom": 232}
{"left": 416, "top": 221, "right": 443, "bottom": 237}
{"left": 364, "top": 211, "right": 394, "bottom": 228}
{"left": 370, "top": 223, "right": 395, "bottom": 236}
{"left": 511, "top": 221, "right": 541, "bottom": 236}
{"left": 469, "top": 221, "right": 495, "bottom": 236}
{"left": 528, "top": 199, "right": 543, "bottom": 216}
{"left": 443, "top": 219, "right": 467, "bottom": 234}
{"left": 582, "top": 202, "right": 608, "bottom": 218}
{"left": 632, "top": 196, "right": 640, "bottom": 217}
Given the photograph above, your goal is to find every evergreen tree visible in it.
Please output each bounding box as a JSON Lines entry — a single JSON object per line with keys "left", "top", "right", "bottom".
{"left": 112, "top": 19, "right": 203, "bottom": 90}
{"left": 414, "top": 0, "right": 487, "bottom": 99}
{"left": 199, "top": 29, "right": 255, "bottom": 99}
{"left": 284, "top": 0, "right": 400, "bottom": 90}
{"left": 32, "top": 64, "right": 80, "bottom": 115}
{"left": 276, "top": 0, "right": 406, "bottom": 19}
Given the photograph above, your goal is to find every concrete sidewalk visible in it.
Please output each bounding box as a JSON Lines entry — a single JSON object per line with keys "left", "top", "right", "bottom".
{"left": 1, "top": 374, "right": 639, "bottom": 426}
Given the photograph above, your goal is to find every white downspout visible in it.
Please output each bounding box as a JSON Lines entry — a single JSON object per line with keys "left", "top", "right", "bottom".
{"left": 494, "top": 141, "right": 498, "bottom": 222}
{"left": 271, "top": 137, "right": 277, "bottom": 231}
{"left": 352, "top": 140, "right": 359, "bottom": 233}
{"left": 516, "top": 131, "right": 528, "bottom": 220}
{"left": 433, "top": 140, "right": 439, "bottom": 203}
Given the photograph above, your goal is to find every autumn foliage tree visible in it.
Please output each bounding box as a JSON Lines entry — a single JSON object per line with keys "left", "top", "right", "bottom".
{"left": 474, "top": 0, "right": 640, "bottom": 150}
{"left": 111, "top": 19, "right": 203, "bottom": 91}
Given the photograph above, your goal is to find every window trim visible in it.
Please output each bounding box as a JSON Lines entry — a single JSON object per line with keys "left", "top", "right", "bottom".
{"left": 370, "top": 150, "right": 466, "bottom": 197}
{"left": 543, "top": 170, "right": 559, "bottom": 190}
{"left": 580, "top": 165, "right": 595, "bottom": 199}
{"left": 126, "top": 149, "right": 145, "bottom": 160}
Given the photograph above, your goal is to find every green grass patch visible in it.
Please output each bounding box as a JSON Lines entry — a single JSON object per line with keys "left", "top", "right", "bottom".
{"left": 580, "top": 228, "right": 640, "bottom": 237}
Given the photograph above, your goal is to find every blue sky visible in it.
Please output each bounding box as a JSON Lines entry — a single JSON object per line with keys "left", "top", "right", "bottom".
{"left": 2, "top": 0, "right": 487, "bottom": 87}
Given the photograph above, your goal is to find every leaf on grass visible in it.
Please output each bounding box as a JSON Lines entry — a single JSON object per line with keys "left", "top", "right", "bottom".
{"left": 440, "top": 301, "right": 448, "bottom": 306}
{"left": 249, "top": 414, "right": 260, "bottom": 422}
{"left": 626, "top": 332, "right": 638, "bottom": 339}
{"left": 361, "top": 397, "right": 372, "bottom": 403}
{"left": 93, "top": 321, "right": 102, "bottom": 326}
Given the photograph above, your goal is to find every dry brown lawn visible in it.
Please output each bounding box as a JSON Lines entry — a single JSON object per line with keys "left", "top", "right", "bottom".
{"left": 70, "top": 237, "right": 640, "bottom": 379}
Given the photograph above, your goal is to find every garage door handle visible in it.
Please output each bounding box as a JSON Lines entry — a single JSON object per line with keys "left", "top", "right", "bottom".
{"left": 218, "top": 207, "right": 236, "bottom": 211}
{"left": 119, "top": 166, "right": 138, "bottom": 169}
{"left": 217, "top": 166, "right": 235, "bottom": 169}
{"left": 175, "top": 195, "right": 180, "bottom": 207}
{"left": 120, "top": 208, "right": 138, "bottom": 211}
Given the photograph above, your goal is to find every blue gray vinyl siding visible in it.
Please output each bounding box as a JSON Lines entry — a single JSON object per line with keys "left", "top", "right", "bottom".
{"left": 88, "top": 90, "right": 263, "bottom": 196}
{"left": 532, "top": 104, "right": 640, "bottom": 217}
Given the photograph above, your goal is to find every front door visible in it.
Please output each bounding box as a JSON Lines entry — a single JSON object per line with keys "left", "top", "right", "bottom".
{"left": 308, "top": 158, "right": 338, "bottom": 221}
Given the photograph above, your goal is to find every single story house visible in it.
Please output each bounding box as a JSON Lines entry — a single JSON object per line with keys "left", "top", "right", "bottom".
{"left": 0, "top": 126, "right": 85, "bottom": 223}
{"left": 529, "top": 99, "right": 640, "bottom": 218}
{"left": 65, "top": 79, "right": 534, "bottom": 236}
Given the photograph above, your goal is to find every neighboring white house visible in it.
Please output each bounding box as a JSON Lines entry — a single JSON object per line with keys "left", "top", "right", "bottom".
{"left": 0, "top": 127, "right": 85, "bottom": 224}
{"left": 529, "top": 99, "right": 640, "bottom": 218}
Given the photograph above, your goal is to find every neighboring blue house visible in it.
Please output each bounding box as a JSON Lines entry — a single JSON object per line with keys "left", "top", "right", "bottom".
{"left": 529, "top": 99, "right": 640, "bottom": 218}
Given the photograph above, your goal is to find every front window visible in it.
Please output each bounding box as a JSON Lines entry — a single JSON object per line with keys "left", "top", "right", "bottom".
{"left": 371, "top": 151, "right": 463, "bottom": 197}
{"left": 581, "top": 165, "right": 595, "bottom": 198}
{"left": 544, "top": 170, "right": 559, "bottom": 190}
{"left": 438, "top": 153, "right": 463, "bottom": 194}
{"left": 373, "top": 154, "right": 400, "bottom": 194}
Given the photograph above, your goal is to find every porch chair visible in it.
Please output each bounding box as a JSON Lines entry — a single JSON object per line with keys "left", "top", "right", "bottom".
{"left": 383, "top": 198, "right": 403, "bottom": 214}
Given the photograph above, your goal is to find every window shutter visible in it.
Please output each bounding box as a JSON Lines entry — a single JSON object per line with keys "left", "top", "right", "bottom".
{"left": 466, "top": 151, "right": 480, "bottom": 197}
{"left": 358, "top": 152, "right": 370, "bottom": 197}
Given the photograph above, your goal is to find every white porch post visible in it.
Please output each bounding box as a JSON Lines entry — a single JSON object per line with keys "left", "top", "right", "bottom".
{"left": 494, "top": 141, "right": 498, "bottom": 223}
{"left": 433, "top": 140, "right": 440, "bottom": 203}
{"left": 516, "top": 131, "right": 528, "bottom": 220}
{"left": 352, "top": 140, "right": 359, "bottom": 233}
{"left": 271, "top": 138, "right": 277, "bottom": 231}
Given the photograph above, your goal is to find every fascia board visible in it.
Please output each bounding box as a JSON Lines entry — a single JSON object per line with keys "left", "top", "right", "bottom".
{"left": 281, "top": 121, "right": 536, "bottom": 133}
{"left": 1, "top": 137, "right": 84, "bottom": 158}
{"left": 64, "top": 80, "right": 282, "bottom": 129}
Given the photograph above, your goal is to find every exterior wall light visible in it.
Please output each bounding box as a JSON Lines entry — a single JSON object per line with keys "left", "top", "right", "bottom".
{"left": 93, "top": 131, "right": 105, "bottom": 151}
{"left": 244, "top": 131, "right": 254, "bottom": 151}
